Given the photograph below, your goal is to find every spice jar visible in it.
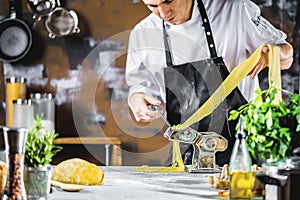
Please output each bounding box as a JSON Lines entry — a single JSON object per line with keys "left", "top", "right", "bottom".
{"left": 30, "top": 93, "right": 55, "bottom": 132}
{"left": 5, "top": 77, "right": 26, "bottom": 126}
{"left": 12, "top": 99, "right": 34, "bottom": 129}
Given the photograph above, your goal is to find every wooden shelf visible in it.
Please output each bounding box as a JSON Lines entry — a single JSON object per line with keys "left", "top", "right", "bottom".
{"left": 54, "top": 137, "right": 122, "bottom": 166}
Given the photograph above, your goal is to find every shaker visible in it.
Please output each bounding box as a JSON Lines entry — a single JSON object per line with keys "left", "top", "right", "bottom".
{"left": 5, "top": 77, "right": 27, "bottom": 126}
{"left": 12, "top": 100, "right": 34, "bottom": 129}
{"left": 30, "top": 93, "right": 55, "bottom": 132}
{"left": 2, "top": 126, "right": 28, "bottom": 200}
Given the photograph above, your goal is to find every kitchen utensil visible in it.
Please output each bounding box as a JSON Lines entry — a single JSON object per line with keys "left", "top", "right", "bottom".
{"left": 150, "top": 105, "right": 228, "bottom": 172}
{"left": 27, "top": 0, "right": 57, "bottom": 20}
{"left": 149, "top": 104, "right": 171, "bottom": 128}
{"left": 0, "top": 0, "right": 32, "bottom": 63}
{"left": 1, "top": 126, "right": 28, "bottom": 200}
{"left": 149, "top": 105, "right": 198, "bottom": 140}
{"left": 44, "top": 0, "right": 80, "bottom": 38}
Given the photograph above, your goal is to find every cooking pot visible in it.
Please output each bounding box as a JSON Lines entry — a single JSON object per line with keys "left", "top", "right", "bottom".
{"left": 255, "top": 148, "right": 300, "bottom": 200}
{"left": 44, "top": 0, "right": 80, "bottom": 39}
{"left": 27, "top": 0, "right": 57, "bottom": 20}
{"left": 0, "top": 0, "right": 32, "bottom": 63}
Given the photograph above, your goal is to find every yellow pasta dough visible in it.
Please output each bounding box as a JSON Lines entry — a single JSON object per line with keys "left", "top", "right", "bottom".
{"left": 52, "top": 158, "right": 104, "bottom": 185}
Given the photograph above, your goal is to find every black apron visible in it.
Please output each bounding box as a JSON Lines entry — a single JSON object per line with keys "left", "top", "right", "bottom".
{"left": 163, "top": 0, "right": 247, "bottom": 166}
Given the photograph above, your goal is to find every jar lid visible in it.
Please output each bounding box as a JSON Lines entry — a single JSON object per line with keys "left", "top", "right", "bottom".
{"left": 6, "top": 77, "right": 27, "bottom": 83}
{"left": 12, "top": 99, "right": 32, "bottom": 105}
{"left": 30, "top": 93, "right": 54, "bottom": 100}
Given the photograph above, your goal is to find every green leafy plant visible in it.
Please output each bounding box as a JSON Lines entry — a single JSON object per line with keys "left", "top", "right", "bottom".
{"left": 25, "top": 115, "right": 62, "bottom": 168}
{"left": 229, "top": 87, "right": 300, "bottom": 162}
{"left": 287, "top": 91, "right": 300, "bottom": 132}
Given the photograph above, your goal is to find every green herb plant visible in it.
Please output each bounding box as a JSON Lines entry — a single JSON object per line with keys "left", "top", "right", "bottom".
{"left": 25, "top": 115, "right": 62, "bottom": 168}
{"left": 229, "top": 87, "right": 300, "bottom": 162}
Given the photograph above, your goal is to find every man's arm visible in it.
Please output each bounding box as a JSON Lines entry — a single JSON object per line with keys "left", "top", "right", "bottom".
{"left": 278, "top": 43, "right": 294, "bottom": 70}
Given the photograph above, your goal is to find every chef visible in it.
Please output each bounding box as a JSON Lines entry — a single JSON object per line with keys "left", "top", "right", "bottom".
{"left": 125, "top": 0, "right": 293, "bottom": 166}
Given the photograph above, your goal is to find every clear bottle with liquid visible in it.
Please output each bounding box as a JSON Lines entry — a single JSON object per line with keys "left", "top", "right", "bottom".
{"left": 229, "top": 117, "right": 252, "bottom": 199}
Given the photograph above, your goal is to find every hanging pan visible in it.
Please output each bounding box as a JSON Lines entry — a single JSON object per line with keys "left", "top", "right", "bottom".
{"left": 44, "top": 0, "right": 80, "bottom": 38}
{"left": 0, "top": 0, "right": 32, "bottom": 63}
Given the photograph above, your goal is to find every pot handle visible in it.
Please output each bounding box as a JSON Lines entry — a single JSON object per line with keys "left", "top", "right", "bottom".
{"left": 292, "top": 147, "right": 300, "bottom": 157}
{"left": 255, "top": 172, "right": 288, "bottom": 187}
{"left": 9, "top": 0, "right": 22, "bottom": 19}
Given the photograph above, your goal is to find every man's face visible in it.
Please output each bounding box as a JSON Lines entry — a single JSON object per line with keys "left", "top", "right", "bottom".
{"left": 143, "top": 0, "right": 193, "bottom": 25}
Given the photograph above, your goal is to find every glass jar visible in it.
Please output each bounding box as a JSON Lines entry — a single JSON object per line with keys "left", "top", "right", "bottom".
{"left": 5, "top": 77, "right": 26, "bottom": 126}
{"left": 30, "top": 93, "right": 55, "bottom": 132}
{"left": 12, "top": 99, "right": 34, "bottom": 129}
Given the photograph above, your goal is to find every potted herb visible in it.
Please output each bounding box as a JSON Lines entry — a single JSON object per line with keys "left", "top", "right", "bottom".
{"left": 229, "top": 87, "right": 300, "bottom": 164}
{"left": 24, "top": 115, "right": 62, "bottom": 199}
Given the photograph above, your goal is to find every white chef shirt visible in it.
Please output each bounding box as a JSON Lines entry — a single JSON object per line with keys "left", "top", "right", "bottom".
{"left": 125, "top": 0, "right": 288, "bottom": 104}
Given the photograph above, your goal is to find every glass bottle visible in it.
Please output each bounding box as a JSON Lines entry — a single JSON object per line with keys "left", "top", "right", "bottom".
{"left": 229, "top": 117, "right": 252, "bottom": 199}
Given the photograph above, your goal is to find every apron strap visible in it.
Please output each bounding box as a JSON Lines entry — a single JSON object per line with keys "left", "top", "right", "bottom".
{"left": 197, "top": 0, "right": 218, "bottom": 58}
{"left": 163, "top": 0, "right": 218, "bottom": 66}
{"left": 163, "top": 21, "right": 173, "bottom": 67}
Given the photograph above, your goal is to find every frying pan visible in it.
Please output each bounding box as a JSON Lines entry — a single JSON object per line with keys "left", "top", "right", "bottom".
{"left": 44, "top": 0, "right": 80, "bottom": 38}
{"left": 0, "top": 0, "right": 32, "bottom": 63}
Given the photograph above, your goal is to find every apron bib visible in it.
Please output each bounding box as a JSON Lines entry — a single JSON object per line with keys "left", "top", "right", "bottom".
{"left": 163, "top": 0, "right": 247, "bottom": 166}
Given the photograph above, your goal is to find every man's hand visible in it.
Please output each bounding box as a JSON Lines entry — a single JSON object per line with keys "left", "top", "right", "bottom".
{"left": 250, "top": 45, "right": 269, "bottom": 79}
{"left": 129, "top": 93, "right": 161, "bottom": 122}
{"left": 249, "top": 43, "right": 293, "bottom": 79}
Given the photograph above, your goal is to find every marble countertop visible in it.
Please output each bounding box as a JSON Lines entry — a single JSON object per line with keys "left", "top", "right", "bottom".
{"left": 50, "top": 166, "right": 221, "bottom": 200}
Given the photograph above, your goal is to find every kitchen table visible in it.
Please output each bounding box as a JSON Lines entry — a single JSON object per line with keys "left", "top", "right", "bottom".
{"left": 49, "top": 166, "right": 223, "bottom": 200}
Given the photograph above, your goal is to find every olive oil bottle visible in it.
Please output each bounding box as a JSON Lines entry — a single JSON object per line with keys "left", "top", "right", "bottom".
{"left": 229, "top": 117, "right": 252, "bottom": 199}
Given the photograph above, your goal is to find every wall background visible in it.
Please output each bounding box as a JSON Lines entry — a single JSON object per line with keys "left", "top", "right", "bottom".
{"left": 0, "top": 0, "right": 299, "bottom": 166}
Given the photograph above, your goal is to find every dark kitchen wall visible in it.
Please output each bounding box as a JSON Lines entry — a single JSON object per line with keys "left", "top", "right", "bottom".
{"left": 0, "top": 0, "right": 171, "bottom": 166}
{"left": 0, "top": 0, "right": 299, "bottom": 166}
